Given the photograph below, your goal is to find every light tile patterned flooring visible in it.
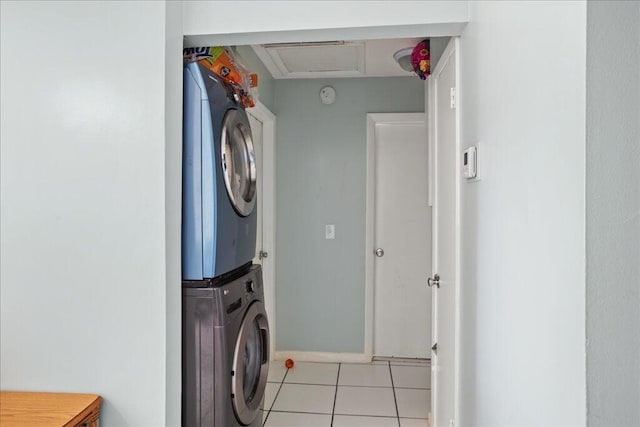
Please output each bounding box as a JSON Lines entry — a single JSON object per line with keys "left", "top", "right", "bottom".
{"left": 263, "top": 360, "right": 430, "bottom": 426}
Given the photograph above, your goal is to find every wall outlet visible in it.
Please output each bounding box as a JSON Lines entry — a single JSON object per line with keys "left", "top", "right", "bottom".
{"left": 325, "top": 224, "right": 335, "bottom": 239}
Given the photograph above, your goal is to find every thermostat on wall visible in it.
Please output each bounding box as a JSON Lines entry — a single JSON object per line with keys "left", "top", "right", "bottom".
{"left": 463, "top": 146, "right": 477, "bottom": 179}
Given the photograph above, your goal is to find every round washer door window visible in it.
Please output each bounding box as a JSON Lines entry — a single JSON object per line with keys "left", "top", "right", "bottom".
{"left": 232, "top": 301, "right": 269, "bottom": 425}
{"left": 221, "top": 109, "right": 257, "bottom": 217}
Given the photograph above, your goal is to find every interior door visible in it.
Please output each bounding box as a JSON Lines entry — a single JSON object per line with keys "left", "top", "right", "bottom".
{"left": 431, "top": 40, "right": 458, "bottom": 427}
{"left": 248, "top": 113, "right": 263, "bottom": 265}
{"left": 372, "top": 116, "right": 431, "bottom": 359}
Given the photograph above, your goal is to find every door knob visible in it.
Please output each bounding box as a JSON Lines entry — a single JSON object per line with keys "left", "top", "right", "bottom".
{"left": 375, "top": 248, "right": 384, "bottom": 257}
{"left": 427, "top": 274, "right": 440, "bottom": 288}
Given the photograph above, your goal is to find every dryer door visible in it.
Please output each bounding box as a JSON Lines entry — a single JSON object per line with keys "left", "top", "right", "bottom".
{"left": 232, "top": 300, "right": 270, "bottom": 425}
{"left": 221, "top": 109, "right": 257, "bottom": 217}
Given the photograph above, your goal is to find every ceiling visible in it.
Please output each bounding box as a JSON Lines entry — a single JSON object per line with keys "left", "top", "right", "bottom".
{"left": 251, "top": 37, "right": 450, "bottom": 79}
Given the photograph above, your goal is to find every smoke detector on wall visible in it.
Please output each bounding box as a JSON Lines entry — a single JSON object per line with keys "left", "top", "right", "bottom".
{"left": 319, "top": 86, "right": 336, "bottom": 105}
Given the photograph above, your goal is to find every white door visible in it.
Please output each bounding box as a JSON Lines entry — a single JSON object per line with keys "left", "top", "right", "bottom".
{"left": 371, "top": 114, "right": 432, "bottom": 359}
{"left": 248, "top": 113, "right": 264, "bottom": 266}
{"left": 247, "top": 103, "right": 277, "bottom": 361}
{"left": 430, "top": 40, "right": 458, "bottom": 427}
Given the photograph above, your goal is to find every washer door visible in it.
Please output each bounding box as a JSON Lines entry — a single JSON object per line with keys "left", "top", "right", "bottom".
{"left": 221, "top": 109, "right": 257, "bottom": 217}
{"left": 232, "top": 301, "right": 270, "bottom": 425}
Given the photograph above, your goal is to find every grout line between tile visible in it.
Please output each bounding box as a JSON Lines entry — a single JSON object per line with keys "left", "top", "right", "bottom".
{"left": 388, "top": 361, "right": 401, "bottom": 427}
{"left": 263, "top": 366, "right": 289, "bottom": 426}
{"left": 268, "top": 410, "right": 334, "bottom": 415}
{"left": 330, "top": 363, "right": 340, "bottom": 427}
{"left": 278, "top": 382, "right": 337, "bottom": 387}
{"left": 332, "top": 413, "right": 403, "bottom": 419}
{"left": 288, "top": 382, "right": 393, "bottom": 388}
{"left": 389, "top": 364, "right": 432, "bottom": 368}
{"left": 281, "top": 382, "right": 342, "bottom": 387}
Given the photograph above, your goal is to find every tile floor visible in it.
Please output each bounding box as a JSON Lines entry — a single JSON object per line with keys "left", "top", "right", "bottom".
{"left": 263, "top": 360, "right": 430, "bottom": 427}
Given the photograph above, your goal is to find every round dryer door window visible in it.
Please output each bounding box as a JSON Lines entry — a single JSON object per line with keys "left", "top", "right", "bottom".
{"left": 232, "top": 301, "right": 269, "bottom": 425}
{"left": 221, "top": 109, "right": 257, "bottom": 217}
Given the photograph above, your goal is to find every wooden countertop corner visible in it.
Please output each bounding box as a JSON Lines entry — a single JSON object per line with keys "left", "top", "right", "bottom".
{"left": 0, "top": 391, "right": 102, "bottom": 427}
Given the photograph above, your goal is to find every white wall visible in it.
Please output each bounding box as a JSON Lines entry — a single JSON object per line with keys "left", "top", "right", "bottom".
{"left": 184, "top": 0, "right": 468, "bottom": 35}
{"left": 586, "top": 1, "right": 640, "bottom": 425}
{"left": 182, "top": 1, "right": 468, "bottom": 46}
{"left": 0, "top": 1, "right": 181, "bottom": 425}
{"left": 164, "top": 1, "right": 184, "bottom": 425}
{"left": 457, "top": 2, "right": 587, "bottom": 425}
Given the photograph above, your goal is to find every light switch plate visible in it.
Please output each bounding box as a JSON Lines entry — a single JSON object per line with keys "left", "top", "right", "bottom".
{"left": 325, "top": 224, "right": 335, "bottom": 239}
{"left": 463, "top": 146, "right": 477, "bottom": 179}
{"left": 464, "top": 142, "right": 483, "bottom": 182}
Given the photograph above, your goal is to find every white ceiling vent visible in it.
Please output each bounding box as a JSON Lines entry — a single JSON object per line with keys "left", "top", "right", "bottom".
{"left": 253, "top": 41, "right": 366, "bottom": 79}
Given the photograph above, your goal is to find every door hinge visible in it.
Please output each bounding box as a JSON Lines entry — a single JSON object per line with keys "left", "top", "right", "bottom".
{"left": 258, "top": 250, "right": 268, "bottom": 260}
{"left": 431, "top": 342, "right": 438, "bottom": 354}
{"left": 450, "top": 87, "right": 456, "bottom": 109}
{"left": 427, "top": 274, "right": 440, "bottom": 288}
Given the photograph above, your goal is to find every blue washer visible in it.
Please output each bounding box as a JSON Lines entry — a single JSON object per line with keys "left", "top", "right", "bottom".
{"left": 182, "top": 61, "right": 257, "bottom": 280}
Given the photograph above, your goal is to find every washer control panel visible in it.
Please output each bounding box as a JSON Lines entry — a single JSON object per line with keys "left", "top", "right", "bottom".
{"left": 246, "top": 280, "right": 255, "bottom": 294}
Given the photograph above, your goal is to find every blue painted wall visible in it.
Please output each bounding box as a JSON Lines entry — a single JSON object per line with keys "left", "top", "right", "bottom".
{"left": 273, "top": 77, "right": 424, "bottom": 353}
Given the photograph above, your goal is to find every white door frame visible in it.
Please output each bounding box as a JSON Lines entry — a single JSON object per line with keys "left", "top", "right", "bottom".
{"left": 364, "top": 112, "right": 428, "bottom": 360}
{"left": 428, "top": 37, "right": 462, "bottom": 425}
{"left": 247, "top": 101, "right": 277, "bottom": 358}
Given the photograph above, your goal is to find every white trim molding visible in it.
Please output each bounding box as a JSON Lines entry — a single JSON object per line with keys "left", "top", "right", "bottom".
{"left": 453, "top": 36, "right": 462, "bottom": 427}
{"left": 273, "top": 351, "right": 372, "bottom": 364}
{"left": 428, "top": 36, "right": 462, "bottom": 427}
{"left": 247, "top": 101, "right": 277, "bottom": 360}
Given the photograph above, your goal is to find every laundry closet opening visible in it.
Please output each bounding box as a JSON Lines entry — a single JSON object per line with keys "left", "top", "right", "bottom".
{"left": 215, "top": 37, "right": 449, "bottom": 362}
{"left": 210, "top": 37, "right": 451, "bottom": 363}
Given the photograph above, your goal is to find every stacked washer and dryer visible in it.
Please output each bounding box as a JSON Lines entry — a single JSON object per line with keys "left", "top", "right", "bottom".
{"left": 182, "top": 58, "right": 270, "bottom": 427}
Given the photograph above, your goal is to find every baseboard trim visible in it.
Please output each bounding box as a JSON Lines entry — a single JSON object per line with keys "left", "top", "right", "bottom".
{"left": 273, "top": 351, "right": 372, "bottom": 364}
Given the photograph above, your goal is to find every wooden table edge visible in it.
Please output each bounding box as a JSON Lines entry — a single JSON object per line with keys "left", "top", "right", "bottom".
{"left": 0, "top": 392, "right": 103, "bottom": 427}
{"left": 65, "top": 394, "right": 102, "bottom": 427}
